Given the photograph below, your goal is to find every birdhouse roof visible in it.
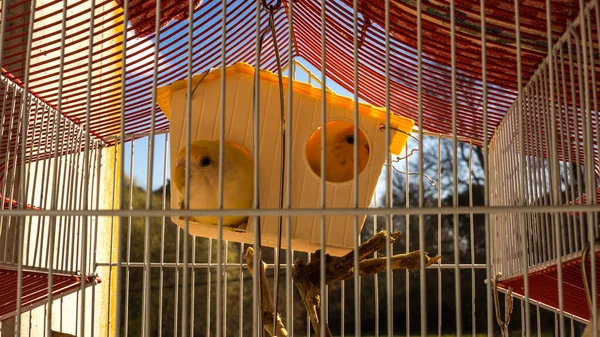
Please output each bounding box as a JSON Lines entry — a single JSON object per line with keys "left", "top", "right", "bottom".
{"left": 156, "top": 62, "right": 414, "bottom": 154}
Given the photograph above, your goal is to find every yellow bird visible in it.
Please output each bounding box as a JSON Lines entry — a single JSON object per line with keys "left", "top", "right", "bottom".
{"left": 306, "top": 121, "right": 370, "bottom": 183}
{"left": 172, "top": 140, "right": 254, "bottom": 226}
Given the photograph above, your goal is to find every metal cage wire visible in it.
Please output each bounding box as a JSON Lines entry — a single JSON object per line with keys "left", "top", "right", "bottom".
{"left": 0, "top": 0, "right": 598, "bottom": 337}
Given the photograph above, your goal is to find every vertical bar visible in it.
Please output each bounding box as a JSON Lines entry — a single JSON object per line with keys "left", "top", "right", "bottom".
{"left": 373, "top": 196, "right": 380, "bottom": 337}
{"left": 319, "top": 1, "right": 327, "bottom": 337}
{"left": 115, "top": 0, "right": 129, "bottom": 330}
{"left": 286, "top": 1, "right": 295, "bottom": 337}
{"left": 307, "top": 253, "right": 311, "bottom": 337}
{"left": 384, "top": 1, "right": 393, "bottom": 337}
{"left": 90, "top": 143, "right": 102, "bottom": 337}
{"left": 596, "top": 5, "right": 600, "bottom": 210}
{"left": 578, "top": 1, "right": 598, "bottom": 336}
{"left": 73, "top": 130, "right": 84, "bottom": 273}
{"left": 450, "top": 0, "right": 462, "bottom": 334}
{"left": 351, "top": 1, "right": 361, "bottom": 337}
{"left": 570, "top": 318, "right": 574, "bottom": 337}
{"left": 469, "top": 141, "right": 475, "bottom": 337}
{"left": 253, "top": 2, "right": 262, "bottom": 337}
{"left": 524, "top": 89, "right": 540, "bottom": 267}
{"left": 534, "top": 77, "right": 548, "bottom": 263}
{"left": 572, "top": 30, "right": 586, "bottom": 250}
{"left": 60, "top": 124, "right": 75, "bottom": 272}
{"left": 404, "top": 145, "right": 409, "bottom": 337}
{"left": 537, "top": 304, "right": 541, "bottom": 337}
{"left": 158, "top": 133, "right": 168, "bottom": 337}
{"left": 21, "top": 98, "right": 44, "bottom": 266}
{"left": 123, "top": 141, "right": 135, "bottom": 337}
{"left": 217, "top": 2, "right": 227, "bottom": 337}
{"left": 182, "top": 0, "right": 196, "bottom": 333}
{"left": 205, "top": 240, "right": 212, "bottom": 337}
{"left": 1, "top": 82, "right": 18, "bottom": 243}
{"left": 47, "top": 5, "right": 69, "bottom": 319}
{"left": 142, "top": 0, "right": 162, "bottom": 332}
{"left": 191, "top": 238, "right": 196, "bottom": 336}
{"left": 416, "top": 0, "right": 427, "bottom": 333}
{"left": 545, "top": 2, "right": 564, "bottom": 336}
{"left": 239, "top": 243, "right": 244, "bottom": 337}
{"left": 79, "top": 0, "right": 98, "bottom": 331}
{"left": 36, "top": 105, "right": 52, "bottom": 269}
{"left": 586, "top": 8, "right": 600, "bottom": 239}
{"left": 515, "top": 0, "right": 531, "bottom": 334}
{"left": 522, "top": 300, "right": 525, "bottom": 337}
{"left": 39, "top": 106, "right": 54, "bottom": 268}
{"left": 173, "top": 228, "right": 181, "bottom": 337}
{"left": 0, "top": 83, "right": 9, "bottom": 229}
{"left": 223, "top": 242, "right": 228, "bottom": 337}
{"left": 105, "top": 144, "right": 119, "bottom": 337}
{"left": 25, "top": 100, "right": 41, "bottom": 267}
{"left": 437, "top": 135, "right": 442, "bottom": 337}
{"left": 0, "top": 0, "right": 7, "bottom": 71}
{"left": 4, "top": 84, "right": 22, "bottom": 264}
{"left": 552, "top": 52, "right": 569, "bottom": 257}
{"left": 16, "top": 0, "right": 37, "bottom": 334}
{"left": 558, "top": 42, "right": 577, "bottom": 254}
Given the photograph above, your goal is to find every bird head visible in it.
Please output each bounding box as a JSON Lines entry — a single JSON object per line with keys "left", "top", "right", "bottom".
{"left": 173, "top": 140, "right": 221, "bottom": 193}
{"left": 332, "top": 123, "right": 370, "bottom": 154}
{"left": 306, "top": 121, "right": 371, "bottom": 183}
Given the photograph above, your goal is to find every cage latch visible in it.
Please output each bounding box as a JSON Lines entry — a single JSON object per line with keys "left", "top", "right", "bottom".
{"left": 493, "top": 273, "right": 514, "bottom": 337}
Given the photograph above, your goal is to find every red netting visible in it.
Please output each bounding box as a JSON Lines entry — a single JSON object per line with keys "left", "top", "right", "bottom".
{"left": 0, "top": 269, "right": 100, "bottom": 320}
{"left": 0, "top": 0, "right": 594, "bottom": 142}
{"left": 498, "top": 251, "right": 600, "bottom": 321}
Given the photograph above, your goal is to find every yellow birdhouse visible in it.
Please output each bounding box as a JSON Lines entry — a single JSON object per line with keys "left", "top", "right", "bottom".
{"left": 157, "top": 62, "right": 414, "bottom": 256}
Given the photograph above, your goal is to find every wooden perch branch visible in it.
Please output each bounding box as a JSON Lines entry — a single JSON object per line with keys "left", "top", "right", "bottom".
{"left": 292, "top": 260, "right": 333, "bottom": 337}
{"left": 243, "top": 230, "right": 442, "bottom": 337}
{"left": 337, "top": 250, "right": 442, "bottom": 281}
{"left": 326, "top": 230, "right": 403, "bottom": 283}
{"left": 245, "top": 247, "right": 288, "bottom": 337}
{"left": 291, "top": 230, "right": 442, "bottom": 337}
{"left": 299, "top": 230, "right": 404, "bottom": 285}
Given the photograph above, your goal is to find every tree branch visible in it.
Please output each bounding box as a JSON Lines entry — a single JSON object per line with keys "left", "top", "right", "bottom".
{"left": 337, "top": 250, "right": 442, "bottom": 281}
{"left": 243, "top": 231, "right": 442, "bottom": 337}
{"left": 245, "top": 247, "right": 288, "bottom": 337}
{"left": 290, "top": 230, "right": 442, "bottom": 337}
{"left": 324, "top": 230, "right": 403, "bottom": 283}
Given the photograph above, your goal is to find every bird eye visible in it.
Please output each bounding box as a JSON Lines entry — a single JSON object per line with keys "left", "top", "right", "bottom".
{"left": 199, "top": 156, "right": 212, "bottom": 167}
{"left": 345, "top": 135, "right": 354, "bottom": 144}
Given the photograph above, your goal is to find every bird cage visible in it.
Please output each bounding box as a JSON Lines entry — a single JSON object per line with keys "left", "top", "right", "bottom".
{"left": 488, "top": 1, "right": 600, "bottom": 323}
{"left": 2, "top": 0, "right": 600, "bottom": 336}
{"left": 0, "top": 76, "right": 103, "bottom": 325}
{"left": 156, "top": 62, "right": 414, "bottom": 256}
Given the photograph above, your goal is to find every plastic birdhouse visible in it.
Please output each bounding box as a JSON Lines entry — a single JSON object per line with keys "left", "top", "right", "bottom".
{"left": 157, "top": 62, "right": 414, "bottom": 256}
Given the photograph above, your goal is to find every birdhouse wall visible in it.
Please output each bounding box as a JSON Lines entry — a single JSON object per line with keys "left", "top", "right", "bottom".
{"left": 160, "top": 63, "right": 413, "bottom": 256}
